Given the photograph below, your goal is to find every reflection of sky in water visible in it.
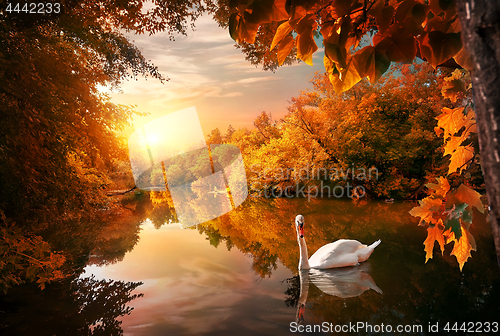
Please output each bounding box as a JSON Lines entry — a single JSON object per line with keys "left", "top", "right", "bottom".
{"left": 82, "top": 221, "right": 296, "bottom": 335}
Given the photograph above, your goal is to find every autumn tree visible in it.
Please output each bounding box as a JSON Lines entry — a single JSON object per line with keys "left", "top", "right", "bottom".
{"left": 207, "top": 128, "right": 224, "bottom": 145}
{"left": 253, "top": 111, "right": 280, "bottom": 141}
{"left": 224, "top": 124, "right": 236, "bottom": 142}
{"left": 0, "top": 0, "right": 217, "bottom": 291}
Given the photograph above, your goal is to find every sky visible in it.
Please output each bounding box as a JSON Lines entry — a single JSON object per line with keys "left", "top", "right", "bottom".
{"left": 108, "top": 15, "right": 326, "bottom": 138}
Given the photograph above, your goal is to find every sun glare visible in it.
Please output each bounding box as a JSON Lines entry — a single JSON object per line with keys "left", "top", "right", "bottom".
{"left": 147, "top": 133, "right": 160, "bottom": 145}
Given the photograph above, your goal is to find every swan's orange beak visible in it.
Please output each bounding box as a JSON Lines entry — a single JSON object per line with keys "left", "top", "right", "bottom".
{"left": 298, "top": 223, "right": 304, "bottom": 238}
{"left": 297, "top": 303, "right": 305, "bottom": 323}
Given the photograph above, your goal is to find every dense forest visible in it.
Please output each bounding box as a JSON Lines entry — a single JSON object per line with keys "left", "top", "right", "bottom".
{"left": 208, "top": 63, "right": 482, "bottom": 200}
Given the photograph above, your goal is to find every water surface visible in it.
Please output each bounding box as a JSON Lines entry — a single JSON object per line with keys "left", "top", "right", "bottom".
{"left": 1, "top": 198, "right": 499, "bottom": 335}
{"left": 85, "top": 199, "right": 500, "bottom": 335}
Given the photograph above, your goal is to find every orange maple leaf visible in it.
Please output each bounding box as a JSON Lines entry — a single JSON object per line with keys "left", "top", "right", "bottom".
{"left": 441, "top": 69, "right": 466, "bottom": 102}
{"left": 423, "top": 224, "right": 445, "bottom": 263}
{"left": 448, "top": 184, "right": 485, "bottom": 213}
{"left": 447, "top": 226, "right": 477, "bottom": 271}
{"left": 448, "top": 144, "right": 474, "bottom": 175}
{"left": 436, "top": 107, "right": 466, "bottom": 137}
{"left": 409, "top": 196, "right": 443, "bottom": 225}
{"left": 443, "top": 134, "right": 466, "bottom": 156}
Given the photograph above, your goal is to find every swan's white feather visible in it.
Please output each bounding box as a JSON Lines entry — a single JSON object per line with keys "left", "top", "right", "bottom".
{"left": 308, "top": 239, "right": 374, "bottom": 268}
{"left": 295, "top": 214, "right": 380, "bottom": 269}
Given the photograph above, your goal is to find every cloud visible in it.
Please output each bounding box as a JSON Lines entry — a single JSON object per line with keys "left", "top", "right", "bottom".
{"left": 110, "top": 13, "right": 325, "bottom": 133}
{"left": 234, "top": 76, "right": 281, "bottom": 84}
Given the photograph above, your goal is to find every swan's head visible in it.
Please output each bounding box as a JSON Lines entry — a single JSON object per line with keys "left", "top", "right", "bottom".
{"left": 295, "top": 215, "right": 304, "bottom": 238}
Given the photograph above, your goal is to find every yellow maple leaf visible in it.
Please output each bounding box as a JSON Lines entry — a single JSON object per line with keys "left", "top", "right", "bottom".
{"left": 443, "top": 227, "right": 454, "bottom": 244}
{"left": 460, "top": 108, "right": 476, "bottom": 133}
{"left": 434, "top": 126, "right": 444, "bottom": 137}
{"left": 423, "top": 224, "right": 445, "bottom": 262}
{"left": 425, "top": 177, "right": 450, "bottom": 198}
{"left": 448, "top": 144, "right": 474, "bottom": 175}
{"left": 469, "top": 123, "right": 477, "bottom": 133}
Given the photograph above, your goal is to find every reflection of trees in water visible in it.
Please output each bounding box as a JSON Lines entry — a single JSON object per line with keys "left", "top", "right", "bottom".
{"left": 197, "top": 224, "right": 232, "bottom": 249}
{"left": 195, "top": 198, "right": 415, "bottom": 276}
{"left": 74, "top": 276, "right": 143, "bottom": 335}
{"left": 196, "top": 224, "right": 277, "bottom": 277}
{"left": 195, "top": 198, "right": 500, "bottom": 326}
{"left": 0, "top": 191, "right": 174, "bottom": 335}
{"left": 0, "top": 276, "right": 143, "bottom": 336}
{"left": 284, "top": 275, "right": 300, "bottom": 308}
{"left": 89, "top": 191, "right": 176, "bottom": 266}
{"left": 247, "top": 242, "right": 278, "bottom": 277}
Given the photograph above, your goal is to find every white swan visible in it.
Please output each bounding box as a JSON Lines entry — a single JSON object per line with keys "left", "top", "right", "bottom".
{"left": 295, "top": 214, "right": 381, "bottom": 269}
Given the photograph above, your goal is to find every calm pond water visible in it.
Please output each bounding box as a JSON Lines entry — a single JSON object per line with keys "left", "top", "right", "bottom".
{"left": 2, "top": 198, "right": 500, "bottom": 335}
{"left": 87, "top": 198, "right": 500, "bottom": 335}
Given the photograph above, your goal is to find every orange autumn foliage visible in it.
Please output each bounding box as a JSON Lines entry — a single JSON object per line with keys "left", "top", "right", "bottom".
{"left": 424, "top": 224, "right": 445, "bottom": 263}
{"left": 445, "top": 226, "right": 477, "bottom": 271}
{"left": 228, "top": 0, "right": 468, "bottom": 92}
{"left": 408, "top": 65, "right": 484, "bottom": 270}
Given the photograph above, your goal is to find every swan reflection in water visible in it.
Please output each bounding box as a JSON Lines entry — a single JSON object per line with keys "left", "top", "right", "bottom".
{"left": 294, "top": 263, "right": 383, "bottom": 324}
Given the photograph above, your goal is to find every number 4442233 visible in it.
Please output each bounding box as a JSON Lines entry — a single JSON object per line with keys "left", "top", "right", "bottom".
{"left": 5, "top": 2, "right": 61, "bottom": 14}
{"left": 444, "top": 322, "right": 498, "bottom": 333}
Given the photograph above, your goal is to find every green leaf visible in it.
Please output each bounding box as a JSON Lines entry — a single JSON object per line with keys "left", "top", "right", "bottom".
{"left": 454, "top": 202, "right": 468, "bottom": 214}
{"left": 444, "top": 217, "right": 462, "bottom": 240}
{"left": 462, "top": 209, "right": 473, "bottom": 223}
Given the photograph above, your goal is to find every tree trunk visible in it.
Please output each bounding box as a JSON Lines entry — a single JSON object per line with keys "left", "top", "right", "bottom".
{"left": 456, "top": 0, "right": 500, "bottom": 266}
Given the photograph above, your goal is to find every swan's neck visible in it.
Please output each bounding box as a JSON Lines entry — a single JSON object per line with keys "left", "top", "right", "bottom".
{"left": 298, "top": 235, "right": 310, "bottom": 270}
{"left": 298, "top": 270, "right": 309, "bottom": 304}
{"left": 296, "top": 270, "right": 309, "bottom": 324}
